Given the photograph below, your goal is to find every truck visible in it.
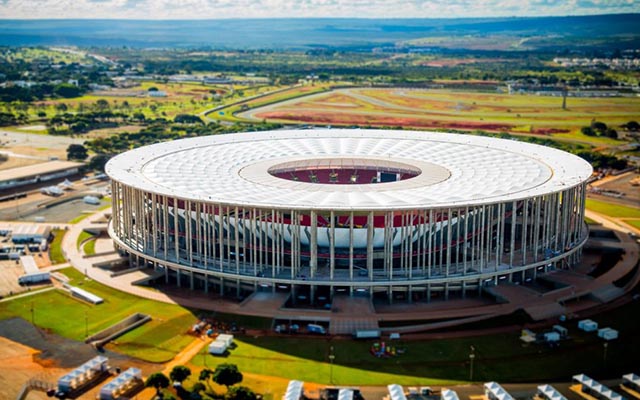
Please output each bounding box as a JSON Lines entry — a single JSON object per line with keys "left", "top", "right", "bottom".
{"left": 353, "top": 329, "right": 381, "bottom": 339}
{"left": 307, "top": 324, "right": 326, "bottom": 335}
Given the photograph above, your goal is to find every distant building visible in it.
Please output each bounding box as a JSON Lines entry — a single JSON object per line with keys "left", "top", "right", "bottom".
{"left": 0, "top": 160, "right": 83, "bottom": 191}
{"left": 148, "top": 90, "right": 167, "bottom": 98}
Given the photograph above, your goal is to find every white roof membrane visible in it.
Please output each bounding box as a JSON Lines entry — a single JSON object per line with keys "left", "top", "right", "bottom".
{"left": 106, "top": 129, "right": 593, "bottom": 211}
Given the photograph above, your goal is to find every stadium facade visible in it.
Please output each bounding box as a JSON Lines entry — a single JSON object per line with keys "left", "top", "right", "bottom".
{"left": 106, "top": 129, "right": 592, "bottom": 303}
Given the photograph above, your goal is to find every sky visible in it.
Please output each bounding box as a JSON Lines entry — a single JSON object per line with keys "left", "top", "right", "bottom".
{"left": 0, "top": 0, "right": 639, "bottom": 19}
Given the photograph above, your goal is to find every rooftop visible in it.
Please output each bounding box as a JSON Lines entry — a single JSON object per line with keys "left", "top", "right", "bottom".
{"left": 0, "top": 160, "right": 83, "bottom": 182}
{"left": 106, "top": 129, "right": 593, "bottom": 211}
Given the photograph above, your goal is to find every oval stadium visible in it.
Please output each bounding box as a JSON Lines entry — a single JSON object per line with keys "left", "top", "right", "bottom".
{"left": 106, "top": 129, "right": 593, "bottom": 305}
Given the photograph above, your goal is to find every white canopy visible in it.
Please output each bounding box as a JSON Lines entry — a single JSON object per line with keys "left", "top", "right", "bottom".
{"left": 388, "top": 384, "right": 407, "bottom": 400}
{"left": 572, "top": 374, "right": 625, "bottom": 400}
{"left": 283, "top": 380, "right": 304, "bottom": 400}
{"left": 338, "top": 389, "right": 354, "bottom": 400}
{"left": 623, "top": 373, "right": 640, "bottom": 386}
{"left": 484, "top": 382, "right": 514, "bottom": 400}
{"left": 537, "top": 384, "right": 567, "bottom": 400}
{"left": 441, "top": 389, "right": 460, "bottom": 400}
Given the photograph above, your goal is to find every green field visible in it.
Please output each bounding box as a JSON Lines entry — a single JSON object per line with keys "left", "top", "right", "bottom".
{"left": 0, "top": 268, "right": 198, "bottom": 363}
{"left": 48, "top": 229, "right": 67, "bottom": 264}
{"left": 586, "top": 198, "right": 640, "bottom": 218}
{"left": 243, "top": 87, "right": 634, "bottom": 147}
{"left": 624, "top": 219, "right": 640, "bottom": 230}
{"left": 191, "top": 299, "right": 640, "bottom": 384}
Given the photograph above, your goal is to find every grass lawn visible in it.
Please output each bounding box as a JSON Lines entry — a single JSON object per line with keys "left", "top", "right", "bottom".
{"left": 191, "top": 299, "right": 640, "bottom": 384}
{"left": 48, "top": 229, "right": 67, "bottom": 264}
{"left": 585, "top": 198, "right": 640, "bottom": 218}
{"left": 623, "top": 219, "right": 640, "bottom": 230}
{"left": 83, "top": 238, "right": 96, "bottom": 255}
{"left": 76, "top": 230, "right": 94, "bottom": 249}
{"left": 0, "top": 267, "right": 199, "bottom": 363}
{"left": 584, "top": 216, "right": 599, "bottom": 225}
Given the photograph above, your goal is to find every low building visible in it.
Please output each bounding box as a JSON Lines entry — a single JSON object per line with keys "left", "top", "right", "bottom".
{"left": 0, "top": 160, "right": 83, "bottom": 191}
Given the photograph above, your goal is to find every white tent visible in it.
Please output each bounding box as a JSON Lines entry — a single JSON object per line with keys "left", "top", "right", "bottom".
{"left": 484, "top": 382, "right": 514, "bottom": 400}
{"left": 99, "top": 368, "right": 141, "bottom": 400}
{"left": 216, "top": 334, "right": 234, "bottom": 347}
{"left": 441, "top": 389, "right": 460, "bottom": 400}
{"left": 623, "top": 373, "right": 640, "bottom": 391}
{"left": 338, "top": 389, "right": 354, "bottom": 400}
{"left": 572, "top": 374, "right": 625, "bottom": 400}
{"left": 388, "top": 384, "right": 407, "bottom": 400}
{"left": 209, "top": 341, "right": 227, "bottom": 355}
{"left": 283, "top": 380, "right": 304, "bottom": 400}
{"left": 537, "top": 384, "right": 567, "bottom": 400}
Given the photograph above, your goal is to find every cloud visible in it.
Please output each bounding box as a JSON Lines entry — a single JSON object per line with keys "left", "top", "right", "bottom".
{"left": 0, "top": 0, "right": 638, "bottom": 19}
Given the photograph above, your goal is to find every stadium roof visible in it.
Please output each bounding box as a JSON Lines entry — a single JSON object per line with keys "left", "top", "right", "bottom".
{"left": 106, "top": 129, "right": 593, "bottom": 211}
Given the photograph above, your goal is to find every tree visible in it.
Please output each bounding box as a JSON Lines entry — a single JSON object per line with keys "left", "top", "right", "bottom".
{"left": 212, "top": 363, "right": 243, "bottom": 388}
{"left": 169, "top": 365, "right": 192, "bottom": 385}
{"left": 53, "top": 83, "right": 81, "bottom": 98}
{"left": 604, "top": 128, "right": 618, "bottom": 139}
{"left": 199, "top": 368, "right": 215, "bottom": 392}
{"left": 225, "top": 386, "right": 257, "bottom": 400}
{"left": 623, "top": 121, "right": 639, "bottom": 131}
{"left": 145, "top": 372, "right": 170, "bottom": 398}
{"left": 191, "top": 382, "right": 206, "bottom": 400}
{"left": 95, "top": 99, "right": 110, "bottom": 111}
{"left": 581, "top": 126, "right": 595, "bottom": 136}
{"left": 88, "top": 154, "right": 111, "bottom": 172}
{"left": 66, "top": 144, "right": 88, "bottom": 161}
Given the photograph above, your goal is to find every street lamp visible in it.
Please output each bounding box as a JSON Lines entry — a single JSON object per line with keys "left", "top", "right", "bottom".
{"left": 469, "top": 345, "right": 476, "bottom": 382}
{"left": 603, "top": 342, "right": 608, "bottom": 367}
{"left": 85, "top": 311, "right": 89, "bottom": 337}
{"left": 30, "top": 301, "right": 34, "bottom": 325}
{"left": 328, "top": 346, "right": 335, "bottom": 384}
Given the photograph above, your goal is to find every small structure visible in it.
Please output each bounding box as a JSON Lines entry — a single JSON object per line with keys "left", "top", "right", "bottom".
{"left": 209, "top": 341, "right": 227, "bottom": 355}
{"left": 216, "top": 333, "right": 234, "bottom": 347}
{"left": 441, "top": 389, "right": 460, "bottom": 400}
{"left": 354, "top": 329, "right": 381, "bottom": 339}
{"left": 70, "top": 286, "right": 104, "bottom": 304}
{"left": 83, "top": 195, "right": 101, "bottom": 205}
{"left": 58, "top": 356, "right": 108, "bottom": 393}
{"left": 572, "top": 374, "right": 625, "bottom": 400}
{"left": 209, "top": 333, "right": 234, "bottom": 355}
{"left": 622, "top": 373, "right": 640, "bottom": 392}
{"left": 537, "top": 384, "right": 567, "bottom": 400}
{"left": 552, "top": 325, "right": 568, "bottom": 337}
{"left": 0, "top": 160, "right": 82, "bottom": 190}
{"left": 18, "top": 255, "right": 50, "bottom": 285}
{"left": 338, "top": 389, "right": 354, "bottom": 400}
{"left": 11, "top": 225, "right": 51, "bottom": 244}
{"left": 578, "top": 319, "right": 598, "bottom": 332}
{"left": 597, "top": 328, "right": 618, "bottom": 341}
{"left": 543, "top": 332, "right": 560, "bottom": 342}
{"left": 388, "top": 384, "right": 407, "bottom": 400}
{"left": 520, "top": 329, "right": 536, "bottom": 343}
{"left": 484, "top": 382, "right": 514, "bottom": 400}
{"left": 99, "top": 368, "right": 142, "bottom": 400}
{"left": 283, "top": 380, "right": 304, "bottom": 400}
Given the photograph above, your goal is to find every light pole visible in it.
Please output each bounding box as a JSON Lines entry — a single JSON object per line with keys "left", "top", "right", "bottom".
{"left": 603, "top": 342, "right": 608, "bottom": 367}
{"left": 30, "top": 301, "right": 34, "bottom": 325}
{"left": 469, "top": 345, "right": 476, "bottom": 382}
{"left": 85, "top": 311, "right": 88, "bottom": 337}
{"left": 328, "top": 346, "right": 335, "bottom": 384}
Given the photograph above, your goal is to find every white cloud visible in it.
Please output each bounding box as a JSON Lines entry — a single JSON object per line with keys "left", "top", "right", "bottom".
{"left": 0, "top": 0, "right": 638, "bottom": 19}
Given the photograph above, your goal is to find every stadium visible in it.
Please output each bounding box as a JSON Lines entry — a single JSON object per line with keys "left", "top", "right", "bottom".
{"left": 106, "top": 129, "right": 592, "bottom": 304}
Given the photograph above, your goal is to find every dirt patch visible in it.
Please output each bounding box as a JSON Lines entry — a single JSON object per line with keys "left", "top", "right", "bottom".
{"left": 0, "top": 335, "right": 68, "bottom": 400}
